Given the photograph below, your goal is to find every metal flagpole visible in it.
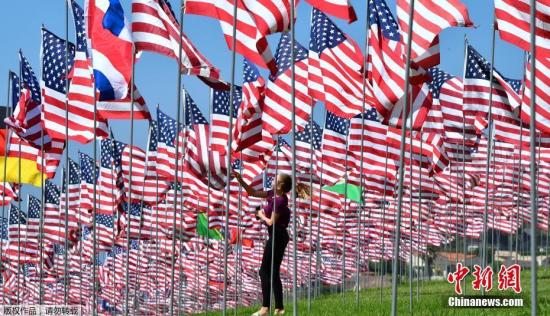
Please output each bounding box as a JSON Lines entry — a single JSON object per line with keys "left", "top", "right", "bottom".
{"left": 63, "top": 0, "right": 71, "bottom": 303}
{"left": 355, "top": 0, "right": 372, "bottom": 305}
{"left": 315, "top": 120, "right": 325, "bottom": 299}
{"left": 168, "top": 0, "right": 186, "bottom": 314}
{"left": 341, "top": 138, "right": 350, "bottom": 297}
{"left": 90, "top": 50, "right": 99, "bottom": 316}
{"left": 416, "top": 131, "right": 423, "bottom": 301}
{"left": 379, "top": 143, "right": 390, "bottom": 304}
{"left": 307, "top": 116, "right": 314, "bottom": 311}
{"left": 205, "top": 89, "right": 213, "bottom": 313}
{"left": 234, "top": 152, "right": 245, "bottom": 315}
{"left": 123, "top": 27, "right": 138, "bottom": 316}
{"left": 528, "top": 1, "right": 538, "bottom": 313}
{"left": 390, "top": 0, "right": 416, "bottom": 313}
{"left": 15, "top": 54, "right": 23, "bottom": 304}
{"left": 407, "top": 89, "right": 414, "bottom": 313}
{"left": 221, "top": 0, "right": 239, "bottom": 313}
{"left": 289, "top": 0, "right": 299, "bottom": 313}
{"left": 461, "top": 34, "right": 469, "bottom": 292}
{"left": 480, "top": 21, "right": 497, "bottom": 280}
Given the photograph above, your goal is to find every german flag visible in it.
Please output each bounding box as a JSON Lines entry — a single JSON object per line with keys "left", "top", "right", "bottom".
{"left": 0, "top": 128, "right": 46, "bottom": 187}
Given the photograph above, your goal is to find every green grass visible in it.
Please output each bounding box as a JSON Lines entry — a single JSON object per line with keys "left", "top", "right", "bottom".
{"left": 194, "top": 268, "right": 550, "bottom": 315}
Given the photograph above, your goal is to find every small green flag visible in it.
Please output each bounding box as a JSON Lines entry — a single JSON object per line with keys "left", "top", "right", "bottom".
{"left": 323, "top": 181, "right": 363, "bottom": 203}
{"left": 197, "top": 213, "right": 223, "bottom": 240}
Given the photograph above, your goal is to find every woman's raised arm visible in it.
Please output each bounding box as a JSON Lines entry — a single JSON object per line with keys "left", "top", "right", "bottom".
{"left": 234, "top": 172, "right": 269, "bottom": 198}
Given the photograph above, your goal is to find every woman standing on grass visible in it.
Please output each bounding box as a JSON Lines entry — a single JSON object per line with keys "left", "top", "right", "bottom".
{"left": 234, "top": 173, "right": 296, "bottom": 315}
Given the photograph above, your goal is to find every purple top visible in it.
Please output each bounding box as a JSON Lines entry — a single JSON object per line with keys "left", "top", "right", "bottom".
{"left": 263, "top": 190, "right": 290, "bottom": 229}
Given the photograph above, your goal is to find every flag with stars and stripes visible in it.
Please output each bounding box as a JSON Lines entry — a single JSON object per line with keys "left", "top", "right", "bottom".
{"left": 8, "top": 204, "right": 27, "bottom": 241}
{"left": 78, "top": 152, "right": 98, "bottom": 225}
{"left": 5, "top": 51, "right": 54, "bottom": 149}
{"left": 367, "top": 0, "right": 406, "bottom": 119}
{"left": 119, "top": 140, "right": 170, "bottom": 204}
{"left": 310, "top": 9, "right": 376, "bottom": 119}
{"left": 266, "top": 137, "right": 293, "bottom": 179}
{"left": 263, "top": 33, "right": 314, "bottom": 134}
{"left": 156, "top": 108, "right": 184, "bottom": 180}
{"left": 145, "top": 120, "right": 159, "bottom": 176}
{"left": 347, "top": 108, "right": 397, "bottom": 187}
{"left": 63, "top": 0, "right": 110, "bottom": 143}
{"left": 295, "top": 120, "right": 323, "bottom": 173}
{"left": 59, "top": 159, "right": 81, "bottom": 234}
{"left": 98, "top": 138, "right": 125, "bottom": 216}
{"left": 427, "top": 67, "right": 478, "bottom": 162}
{"left": 26, "top": 195, "right": 42, "bottom": 243}
{"left": 95, "top": 213, "right": 115, "bottom": 251}
{"left": 211, "top": 86, "right": 242, "bottom": 154}
{"left": 234, "top": 59, "right": 270, "bottom": 157}
{"left": 43, "top": 180, "right": 67, "bottom": 245}
{"left": 9, "top": 71, "right": 20, "bottom": 108}
{"left": 131, "top": 0, "right": 226, "bottom": 89}
{"left": 321, "top": 110, "right": 349, "bottom": 165}
{"left": 463, "top": 45, "right": 529, "bottom": 147}
{"left": 183, "top": 91, "right": 229, "bottom": 190}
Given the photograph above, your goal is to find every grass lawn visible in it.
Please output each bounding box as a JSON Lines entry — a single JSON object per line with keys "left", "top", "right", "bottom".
{"left": 194, "top": 268, "right": 550, "bottom": 315}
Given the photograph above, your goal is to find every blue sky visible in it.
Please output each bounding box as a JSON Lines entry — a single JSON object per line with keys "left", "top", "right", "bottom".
{"left": 0, "top": 1, "right": 525, "bottom": 200}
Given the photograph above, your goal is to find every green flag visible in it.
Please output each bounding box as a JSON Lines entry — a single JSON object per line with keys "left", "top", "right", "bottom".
{"left": 197, "top": 213, "right": 224, "bottom": 240}
{"left": 323, "top": 180, "right": 363, "bottom": 203}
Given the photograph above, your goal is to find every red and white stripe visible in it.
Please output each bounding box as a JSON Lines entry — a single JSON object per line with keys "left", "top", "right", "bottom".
{"left": 186, "top": 0, "right": 277, "bottom": 74}
{"left": 396, "top": 0, "right": 472, "bottom": 65}
{"left": 305, "top": 0, "right": 356, "bottom": 23}
{"left": 495, "top": 0, "right": 550, "bottom": 56}
{"left": 132, "top": 0, "right": 224, "bottom": 86}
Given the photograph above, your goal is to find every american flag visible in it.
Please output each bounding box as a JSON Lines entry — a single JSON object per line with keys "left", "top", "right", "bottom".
{"left": 95, "top": 213, "right": 115, "bottom": 250}
{"left": 321, "top": 111, "right": 349, "bottom": 165}
{"left": 367, "top": 0, "right": 406, "bottom": 119}
{"left": 463, "top": 45, "right": 525, "bottom": 147}
{"left": 266, "top": 137, "right": 293, "bottom": 178}
{"left": 211, "top": 86, "right": 242, "bottom": 155}
{"left": 60, "top": 159, "right": 81, "bottom": 234}
{"left": 119, "top": 203, "right": 151, "bottom": 239}
{"left": 495, "top": 0, "right": 550, "bottom": 56}
{"left": 5, "top": 51, "right": 54, "bottom": 149}
{"left": 120, "top": 141, "right": 170, "bottom": 204}
{"left": 263, "top": 32, "right": 314, "bottom": 134}
{"left": 26, "top": 195, "right": 41, "bottom": 244}
{"left": 131, "top": 0, "right": 225, "bottom": 88}
{"left": 347, "top": 108, "right": 396, "bottom": 178}
{"left": 98, "top": 139, "right": 124, "bottom": 216}
{"left": 234, "top": 59, "right": 266, "bottom": 155}
{"left": 43, "top": 181, "right": 65, "bottom": 245}
{"left": 185, "top": 0, "right": 277, "bottom": 74}
{"left": 183, "top": 90, "right": 228, "bottom": 190}
{"left": 310, "top": 9, "right": 375, "bottom": 118}
{"left": 396, "top": 0, "right": 472, "bottom": 68}
{"left": 157, "top": 109, "right": 184, "bottom": 181}
{"left": 305, "top": 0, "right": 356, "bottom": 23}
{"left": 145, "top": 120, "right": 159, "bottom": 176}
{"left": 40, "top": 27, "right": 78, "bottom": 143}
{"left": 78, "top": 152, "right": 98, "bottom": 226}
{"left": 65, "top": 0, "right": 110, "bottom": 143}
{"left": 0, "top": 183, "right": 17, "bottom": 207}
{"left": 9, "top": 71, "right": 20, "bottom": 108}
{"left": 8, "top": 204, "right": 26, "bottom": 241}
{"left": 427, "top": 68, "right": 477, "bottom": 144}
{"left": 295, "top": 120, "right": 322, "bottom": 173}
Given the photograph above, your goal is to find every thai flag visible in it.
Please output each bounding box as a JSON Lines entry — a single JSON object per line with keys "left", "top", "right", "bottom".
{"left": 85, "top": 0, "right": 133, "bottom": 101}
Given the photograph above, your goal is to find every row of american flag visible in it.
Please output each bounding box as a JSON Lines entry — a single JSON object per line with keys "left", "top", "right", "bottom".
{"left": 1, "top": 0, "right": 550, "bottom": 313}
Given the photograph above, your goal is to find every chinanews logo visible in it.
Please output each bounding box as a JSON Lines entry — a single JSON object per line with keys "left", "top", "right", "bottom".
{"left": 446, "top": 263, "right": 524, "bottom": 308}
